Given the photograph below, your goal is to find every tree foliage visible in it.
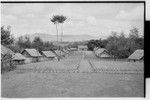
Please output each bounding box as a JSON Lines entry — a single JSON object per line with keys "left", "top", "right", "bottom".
{"left": 106, "top": 27, "right": 143, "bottom": 58}
{"left": 16, "top": 36, "right": 56, "bottom": 52}
{"left": 87, "top": 27, "right": 144, "bottom": 58}
{"left": 1, "top": 26, "right": 14, "bottom": 46}
{"left": 50, "top": 15, "right": 67, "bottom": 42}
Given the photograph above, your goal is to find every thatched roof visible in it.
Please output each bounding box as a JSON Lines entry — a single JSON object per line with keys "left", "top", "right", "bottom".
{"left": 1, "top": 45, "right": 15, "bottom": 55}
{"left": 95, "top": 48, "right": 108, "bottom": 54}
{"left": 54, "top": 50, "right": 61, "bottom": 56}
{"left": 54, "top": 50, "right": 65, "bottom": 56}
{"left": 62, "top": 49, "right": 69, "bottom": 53}
{"left": 12, "top": 53, "right": 26, "bottom": 60}
{"left": 42, "top": 51, "right": 56, "bottom": 57}
{"left": 22, "top": 49, "right": 42, "bottom": 57}
{"left": 128, "top": 49, "right": 144, "bottom": 60}
{"left": 95, "top": 48, "right": 111, "bottom": 58}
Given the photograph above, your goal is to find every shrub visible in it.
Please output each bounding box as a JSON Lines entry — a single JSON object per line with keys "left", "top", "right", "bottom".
{"left": 1, "top": 54, "right": 16, "bottom": 74}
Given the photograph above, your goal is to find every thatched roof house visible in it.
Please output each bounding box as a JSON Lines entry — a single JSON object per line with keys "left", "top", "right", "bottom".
{"left": 128, "top": 49, "right": 144, "bottom": 61}
{"left": 12, "top": 53, "right": 26, "bottom": 64}
{"left": 21, "top": 49, "right": 42, "bottom": 57}
{"left": 40, "top": 51, "right": 56, "bottom": 61}
{"left": 95, "top": 48, "right": 111, "bottom": 58}
{"left": 21, "top": 49, "right": 42, "bottom": 62}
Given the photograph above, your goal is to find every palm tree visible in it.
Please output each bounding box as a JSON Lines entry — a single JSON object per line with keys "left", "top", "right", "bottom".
{"left": 50, "top": 15, "right": 60, "bottom": 42}
{"left": 58, "top": 15, "right": 67, "bottom": 42}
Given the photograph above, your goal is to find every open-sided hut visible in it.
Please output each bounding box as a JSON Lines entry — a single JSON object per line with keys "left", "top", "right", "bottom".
{"left": 12, "top": 53, "right": 26, "bottom": 64}
{"left": 21, "top": 49, "right": 42, "bottom": 63}
{"left": 128, "top": 49, "right": 144, "bottom": 61}
{"left": 95, "top": 48, "right": 111, "bottom": 58}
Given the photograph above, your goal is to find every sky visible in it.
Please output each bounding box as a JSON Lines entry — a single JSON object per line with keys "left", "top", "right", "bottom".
{"left": 1, "top": 3, "right": 144, "bottom": 39}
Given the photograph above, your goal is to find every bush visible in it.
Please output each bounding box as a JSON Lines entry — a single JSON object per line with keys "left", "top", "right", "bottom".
{"left": 1, "top": 54, "right": 16, "bottom": 74}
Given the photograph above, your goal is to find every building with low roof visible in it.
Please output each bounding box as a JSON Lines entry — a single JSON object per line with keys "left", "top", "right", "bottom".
{"left": 21, "top": 48, "right": 42, "bottom": 63}
{"left": 78, "top": 45, "right": 88, "bottom": 51}
{"left": 12, "top": 53, "right": 26, "bottom": 64}
{"left": 128, "top": 49, "right": 144, "bottom": 61}
{"left": 41, "top": 51, "right": 57, "bottom": 61}
{"left": 95, "top": 48, "right": 111, "bottom": 58}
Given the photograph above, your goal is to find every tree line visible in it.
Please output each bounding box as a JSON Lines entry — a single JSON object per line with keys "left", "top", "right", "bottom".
{"left": 1, "top": 26, "right": 57, "bottom": 53}
{"left": 1, "top": 25, "right": 144, "bottom": 59}
{"left": 87, "top": 27, "right": 144, "bottom": 58}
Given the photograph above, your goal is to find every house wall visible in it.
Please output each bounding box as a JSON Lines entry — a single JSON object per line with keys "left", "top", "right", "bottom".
{"left": 100, "top": 53, "right": 110, "bottom": 57}
{"left": 24, "top": 58, "right": 33, "bottom": 63}
{"left": 39, "top": 56, "right": 55, "bottom": 62}
{"left": 39, "top": 57, "right": 48, "bottom": 62}
{"left": 12, "top": 60, "right": 25, "bottom": 65}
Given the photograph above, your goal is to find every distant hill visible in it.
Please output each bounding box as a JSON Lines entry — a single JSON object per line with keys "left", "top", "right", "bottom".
{"left": 21, "top": 33, "right": 99, "bottom": 42}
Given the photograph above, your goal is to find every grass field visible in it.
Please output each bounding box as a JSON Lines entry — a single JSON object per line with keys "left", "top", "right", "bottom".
{"left": 1, "top": 51, "right": 144, "bottom": 97}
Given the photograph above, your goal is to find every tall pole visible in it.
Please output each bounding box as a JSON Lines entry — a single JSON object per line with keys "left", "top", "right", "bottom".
{"left": 61, "top": 23, "right": 63, "bottom": 42}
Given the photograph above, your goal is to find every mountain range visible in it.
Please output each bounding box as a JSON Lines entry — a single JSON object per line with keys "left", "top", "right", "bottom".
{"left": 21, "top": 33, "right": 100, "bottom": 42}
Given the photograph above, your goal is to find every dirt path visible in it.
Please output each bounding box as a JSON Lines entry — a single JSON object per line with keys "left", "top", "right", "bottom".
{"left": 79, "top": 60, "right": 93, "bottom": 73}
{"left": 77, "top": 51, "right": 93, "bottom": 73}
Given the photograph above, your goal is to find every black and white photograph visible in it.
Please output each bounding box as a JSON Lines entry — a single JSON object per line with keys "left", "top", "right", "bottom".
{"left": 1, "top": 1, "right": 145, "bottom": 98}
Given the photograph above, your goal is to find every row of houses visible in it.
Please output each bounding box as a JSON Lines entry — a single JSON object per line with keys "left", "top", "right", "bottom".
{"left": 66, "top": 45, "right": 144, "bottom": 61}
{"left": 1, "top": 45, "right": 73, "bottom": 65}
{"left": 93, "top": 47, "right": 144, "bottom": 61}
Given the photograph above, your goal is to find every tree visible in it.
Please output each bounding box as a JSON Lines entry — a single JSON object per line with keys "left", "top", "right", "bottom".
{"left": 129, "top": 27, "right": 139, "bottom": 39}
{"left": 32, "top": 37, "right": 43, "bottom": 53}
{"left": 58, "top": 15, "right": 67, "bottom": 42}
{"left": 1, "top": 26, "right": 14, "bottom": 46}
{"left": 51, "top": 15, "right": 60, "bottom": 42}
{"left": 43, "top": 41, "right": 55, "bottom": 51}
{"left": 50, "top": 15, "right": 67, "bottom": 43}
{"left": 17, "top": 36, "right": 31, "bottom": 49}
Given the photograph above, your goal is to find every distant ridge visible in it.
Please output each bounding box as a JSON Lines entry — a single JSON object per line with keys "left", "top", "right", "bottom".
{"left": 19, "top": 33, "right": 99, "bottom": 42}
